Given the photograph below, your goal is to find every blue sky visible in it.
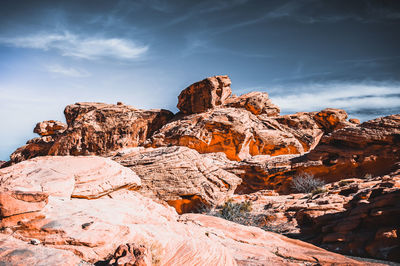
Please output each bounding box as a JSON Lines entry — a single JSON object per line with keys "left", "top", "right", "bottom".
{"left": 1, "top": 0, "right": 400, "bottom": 160}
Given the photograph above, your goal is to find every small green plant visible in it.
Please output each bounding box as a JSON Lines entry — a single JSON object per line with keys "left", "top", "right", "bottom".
{"left": 292, "top": 173, "right": 325, "bottom": 193}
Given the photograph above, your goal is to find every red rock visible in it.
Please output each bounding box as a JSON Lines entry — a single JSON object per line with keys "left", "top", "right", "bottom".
{"left": 33, "top": 120, "right": 67, "bottom": 136}
{"left": 8, "top": 102, "right": 174, "bottom": 164}
{"left": 225, "top": 91, "right": 280, "bottom": 116}
{"left": 177, "top": 75, "right": 232, "bottom": 114}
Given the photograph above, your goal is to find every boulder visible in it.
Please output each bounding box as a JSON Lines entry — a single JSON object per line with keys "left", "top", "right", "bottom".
{"left": 177, "top": 75, "right": 232, "bottom": 114}
{"left": 225, "top": 91, "right": 280, "bottom": 116}
{"left": 113, "top": 146, "right": 241, "bottom": 213}
{"left": 33, "top": 120, "right": 67, "bottom": 136}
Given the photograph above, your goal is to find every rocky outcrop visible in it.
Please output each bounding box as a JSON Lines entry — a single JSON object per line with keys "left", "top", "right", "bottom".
{"left": 177, "top": 75, "right": 232, "bottom": 114}
{"left": 150, "top": 108, "right": 351, "bottom": 162}
{"left": 7, "top": 103, "right": 174, "bottom": 164}
{"left": 113, "top": 146, "right": 241, "bottom": 213}
{"left": 230, "top": 172, "right": 400, "bottom": 262}
{"left": 0, "top": 156, "right": 365, "bottom": 265}
{"left": 225, "top": 91, "right": 280, "bottom": 116}
{"left": 33, "top": 120, "right": 67, "bottom": 136}
{"left": 213, "top": 114, "right": 400, "bottom": 194}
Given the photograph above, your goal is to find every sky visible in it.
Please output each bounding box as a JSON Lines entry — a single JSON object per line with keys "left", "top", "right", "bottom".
{"left": 1, "top": 0, "right": 400, "bottom": 161}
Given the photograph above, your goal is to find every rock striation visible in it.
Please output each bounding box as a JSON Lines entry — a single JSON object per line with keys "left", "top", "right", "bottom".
{"left": 113, "top": 146, "right": 241, "bottom": 213}
{"left": 0, "top": 156, "right": 365, "bottom": 265}
{"left": 225, "top": 91, "right": 280, "bottom": 116}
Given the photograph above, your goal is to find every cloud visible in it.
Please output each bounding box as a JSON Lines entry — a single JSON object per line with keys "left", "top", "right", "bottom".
{"left": 268, "top": 82, "right": 400, "bottom": 121}
{"left": 46, "top": 64, "right": 91, "bottom": 77}
{"left": 0, "top": 31, "right": 148, "bottom": 60}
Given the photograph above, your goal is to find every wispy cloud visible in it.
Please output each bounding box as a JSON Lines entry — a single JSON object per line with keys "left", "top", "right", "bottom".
{"left": 0, "top": 31, "right": 148, "bottom": 60}
{"left": 46, "top": 64, "right": 91, "bottom": 77}
{"left": 268, "top": 82, "right": 400, "bottom": 121}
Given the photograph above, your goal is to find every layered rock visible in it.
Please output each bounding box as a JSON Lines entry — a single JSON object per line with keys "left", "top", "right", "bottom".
{"left": 214, "top": 114, "right": 400, "bottom": 194}
{"left": 0, "top": 156, "right": 365, "bottom": 265}
{"left": 231, "top": 172, "right": 400, "bottom": 262}
{"left": 113, "top": 146, "right": 241, "bottom": 213}
{"left": 225, "top": 91, "right": 280, "bottom": 116}
{"left": 150, "top": 108, "right": 351, "bottom": 162}
{"left": 8, "top": 102, "right": 174, "bottom": 164}
{"left": 177, "top": 75, "right": 232, "bottom": 114}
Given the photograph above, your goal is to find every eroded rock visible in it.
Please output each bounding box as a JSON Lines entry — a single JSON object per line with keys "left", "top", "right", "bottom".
{"left": 177, "top": 75, "right": 232, "bottom": 114}
{"left": 225, "top": 91, "right": 280, "bottom": 116}
{"left": 113, "top": 146, "right": 241, "bottom": 213}
{"left": 34, "top": 120, "right": 67, "bottom": 136}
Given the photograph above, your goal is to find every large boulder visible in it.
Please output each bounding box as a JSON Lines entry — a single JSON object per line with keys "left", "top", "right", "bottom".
{"left": 113, "top": 146, "right": 241, "bottom": 213}
{"left": 0, "top": 156, "right": 364, "bottom": 265}
{"left": 177, "top": 75, "right": 232, "bottom": 114}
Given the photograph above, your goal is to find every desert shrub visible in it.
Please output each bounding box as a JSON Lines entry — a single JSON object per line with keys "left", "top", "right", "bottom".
{"left": 210, "top": 199, "right": 253, "bottom": 225}
{"left": 311, "top": 187, "right": 328, "bottom": 196}
{"left": 292, "top": 173, "right": 325, "bottom": 193}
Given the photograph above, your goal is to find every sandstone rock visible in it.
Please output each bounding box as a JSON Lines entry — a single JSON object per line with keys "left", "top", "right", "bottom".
{"left": 349, "top": 118, "right": 361, "bottom": 124}
{"left": 108, "top": 243, "right": 152, "bottom": 266}
{"left": 0, "top": 190, "right": 48, "bottom": 218}
{"left": 113, "top": 146, "right": 241, "bottom": 213}
{"left": 0, "top": 156, "right": 141, "bottom": 199}
{"left": 34, "top": 120, "right": 67, "bottom": 136}
{"left": 295, "top": 114, "right": 400, "bottom": 183}
{"left": 177, "top": 75, "right": 232, "bottom": 114}
{"left": 151, "top": 108, "right": 306, "bottom": 161}
{"left": 150, "top": 107, "right": 352, "bottom": 162}
{"left": 225, "top": 91, "right": 280, "bottom": 116}
{"left": 0, "top": 233, "right": 82, "bottom": 266}
{"left": 0, "top": 161, "right": 5, "bottom": 168}
{"left": 8, "top": 103, "right": 174, "bottom": 164}
{"left": 230, "top": 173, "right": 400, "bottom": 262}
{"left": 0, "top": 155, "right": 365, "bottom": 265}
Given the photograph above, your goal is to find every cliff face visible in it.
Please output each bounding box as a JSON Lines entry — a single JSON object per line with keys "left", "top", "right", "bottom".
{"left": 1, "top": 75, "right": 399, "bottom": 264}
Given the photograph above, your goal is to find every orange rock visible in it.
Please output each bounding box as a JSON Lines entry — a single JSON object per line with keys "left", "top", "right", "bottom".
{"left": 177, "top": 75, "right": 232, "bottom": 114}
{"left": 113, "top": 146, "right": 241, "bottom": 213}
{"left": 33, "top": 120, "right": 67, "bottom": 136}
{"left": 225, "top": 91, "right": 280, "bottom": 116}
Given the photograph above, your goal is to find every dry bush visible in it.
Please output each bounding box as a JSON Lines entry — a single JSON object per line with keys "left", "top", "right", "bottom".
{"left": 292, "top": 173, "right": 325, "bottom": 193}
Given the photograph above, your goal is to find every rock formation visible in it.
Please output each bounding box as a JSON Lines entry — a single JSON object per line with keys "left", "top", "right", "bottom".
{"left": 7, "top": 102, "right": 174, "bottom": 165}
{"left": 0, "top": 156, "right": 364, "bottom": 265}
{"left": 177, "top": 75, "right": 232, "bottom": 114}
{"left": 1, "top": 74, "right": 399, "bottom": 264}
{"left": 113, "top": 146, "right": 241, "bottom": 213}
{"left": 230, "top": 170, "right": 400, "bottom": 262}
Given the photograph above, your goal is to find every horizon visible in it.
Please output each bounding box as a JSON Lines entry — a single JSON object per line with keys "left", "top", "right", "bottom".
{"left": 1, "top": 0, "right": 400, "bottom": 161}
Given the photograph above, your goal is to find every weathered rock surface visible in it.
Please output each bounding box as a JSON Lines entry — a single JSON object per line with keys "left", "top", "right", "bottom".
{"left": 177, "top": 75, "right": 232, "bottom": 114}
{"left": 0, "top": 233, "right": 82, "bottom": 266}
{"left": 225, "top": 91, "right": 280, "bottom": 116}
{"left": 214, "top": 114, "right": 400, "bottom": 194}
{"left": 34, "top": 120, "right": 67, "bottom": 136}
{"left": 7, "top": 103, "right": 174, "bottom": 164}
{"left": 113, "top": 146, "right": 241, "bottom": 214}
{"left": 231, "top": 172, "right": 400, "bottom": 262}
{"left": 0, "top": 156, "right": 141, "bottom": 200}
{"left": 150, "top": 108, "right": 351, "bottom": 162}
{"left": 0, "top": 156, "right": 365, "bottom": 265}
